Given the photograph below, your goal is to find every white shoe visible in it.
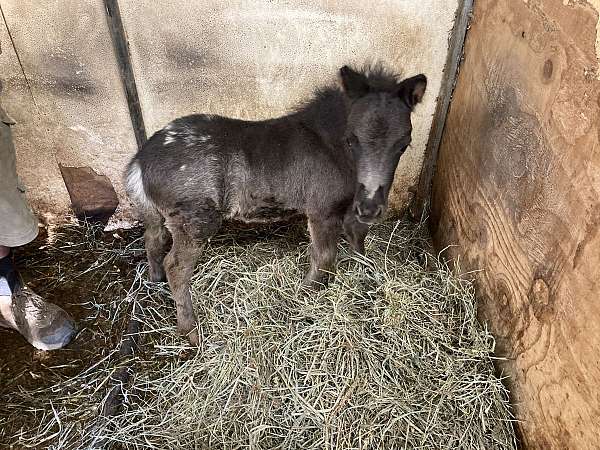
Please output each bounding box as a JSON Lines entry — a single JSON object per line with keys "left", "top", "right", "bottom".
{"left": 0, "top": 259, "right": 75, "bottom": 350}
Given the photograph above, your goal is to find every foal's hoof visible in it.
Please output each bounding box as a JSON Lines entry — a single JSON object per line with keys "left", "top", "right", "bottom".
{"left": 179, "top": 324, "right": 200, "bottom": 347}
{"left": 186, "top": 329, "right": 200, "bottom": 347}
{"left": 353, "top": 244, "right": 366, "bottom": 256}
{"left": 301, "top": 276, "right": 327, "bottom": 291}
{"left": 148, "top": 266, "right": 167, "bottom": 282}
{"left": 344, "top": 237, "right": 365, "bottom": 256}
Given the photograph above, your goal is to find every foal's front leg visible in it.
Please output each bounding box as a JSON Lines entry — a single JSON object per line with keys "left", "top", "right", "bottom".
{"left": 303, "top": 215, "right": 342, "bottom": 288}
{"left": 343, "top": 211, "right": 369, "bottom": 255}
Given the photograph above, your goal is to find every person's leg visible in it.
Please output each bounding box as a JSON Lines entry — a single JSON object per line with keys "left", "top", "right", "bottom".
{"left": 0, "top": 95, "right": 75, "bottom": 350}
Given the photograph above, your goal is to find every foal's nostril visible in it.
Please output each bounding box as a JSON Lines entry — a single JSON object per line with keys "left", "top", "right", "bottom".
{"left": 354, "top": 203, "right": 383, "bottom": 222}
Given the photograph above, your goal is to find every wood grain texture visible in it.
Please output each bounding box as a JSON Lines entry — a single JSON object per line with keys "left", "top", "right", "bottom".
{"left": 429, "top": 0, "right": 600, "bottom": 448}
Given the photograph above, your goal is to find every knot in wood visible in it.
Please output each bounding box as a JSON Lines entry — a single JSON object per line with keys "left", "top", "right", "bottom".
{"left": 531, "top": 278, "right": 550, "bottom": 306}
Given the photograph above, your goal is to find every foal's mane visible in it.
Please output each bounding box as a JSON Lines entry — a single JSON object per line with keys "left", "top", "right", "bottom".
{"left": 354, "top": 62, "right": 403, "bottom": 92}
{"left": 293, "top": 63, "right": 403, "bottom": 115}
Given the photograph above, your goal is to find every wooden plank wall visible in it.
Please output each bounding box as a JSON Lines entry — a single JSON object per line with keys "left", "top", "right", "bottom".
{"left": 429, "top": 0, "right": 600, "bottom": 448}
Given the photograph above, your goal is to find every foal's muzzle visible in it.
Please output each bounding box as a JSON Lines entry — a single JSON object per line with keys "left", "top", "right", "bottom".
{"left": 354, "top": 203, "right": 384, "bottom": 224}
{"left": 353, "top": 184, "right": 386, "bottom": 225}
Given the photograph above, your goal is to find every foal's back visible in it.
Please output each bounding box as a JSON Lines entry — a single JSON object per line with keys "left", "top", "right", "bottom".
{"left": 130, "top": 111, "right": 353, "bottom": 224}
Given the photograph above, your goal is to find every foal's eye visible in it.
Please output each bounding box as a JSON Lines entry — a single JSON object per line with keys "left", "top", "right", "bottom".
{"left": 346, "top": 134, "right": 358, "bottom": 147}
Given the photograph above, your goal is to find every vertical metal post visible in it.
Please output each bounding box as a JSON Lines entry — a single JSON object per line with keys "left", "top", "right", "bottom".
{"left": 103, "top": 0, "right": 147, "bottom": 150}
{"left": 410, "top": 0, "right": 474, "bottom": 220}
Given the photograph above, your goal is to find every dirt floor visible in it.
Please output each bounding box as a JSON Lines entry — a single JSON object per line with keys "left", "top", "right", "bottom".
{"left": 0, "top": 223, "right": 145, "bottom": 441}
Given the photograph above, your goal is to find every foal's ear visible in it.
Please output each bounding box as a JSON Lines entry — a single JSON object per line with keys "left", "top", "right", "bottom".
{"left": 339, "top": 65, "right": 370, "bottom": 98}
{"left": 397, "top": 74, "right": 427, "bottom": 109}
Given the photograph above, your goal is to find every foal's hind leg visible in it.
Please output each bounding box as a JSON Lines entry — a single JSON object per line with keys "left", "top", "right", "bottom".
{"left": 142, "top": 209, "right": 172, "bottom": 282}
{"left": 343, "top": 211, "right": 369, "bottom": 255}
{"left": 163, "top": 214, "right": 221, "bottom": 346}
{"left": 303, "top": 215, "right": 342, "bottom": 288}
{"left": 163, "top": 228, "right": 203, "bottom": 346}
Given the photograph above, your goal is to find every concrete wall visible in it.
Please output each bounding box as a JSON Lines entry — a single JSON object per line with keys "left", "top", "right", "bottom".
{"left": 1, "top": 0, "right": 458, "bottom": 223}
{"left": 119, "top": 0, "right": 459, "bottom": 215}
{"left": 0, "top": 0, "right": 135, "bottom": 224}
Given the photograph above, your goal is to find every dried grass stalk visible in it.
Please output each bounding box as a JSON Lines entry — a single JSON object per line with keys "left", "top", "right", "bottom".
{"left": 1, "top": 220, "right": 516, "bottom": 449}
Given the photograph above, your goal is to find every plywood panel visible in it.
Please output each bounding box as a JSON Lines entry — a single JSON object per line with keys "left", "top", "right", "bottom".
{"left": 430, "top": 0, "right": 600, "bottom": 448}
{"left": 118, "top": 0, "right": 459, "bottom": 213}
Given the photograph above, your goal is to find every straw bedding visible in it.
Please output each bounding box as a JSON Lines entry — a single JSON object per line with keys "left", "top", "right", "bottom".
{"left": 1, "top": 219, "right": 516, "bottom": 449}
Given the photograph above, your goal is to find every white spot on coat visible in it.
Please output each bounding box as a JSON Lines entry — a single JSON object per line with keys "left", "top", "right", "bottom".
{"left": 164, "top": 131, "right": 177, "bottom": 145}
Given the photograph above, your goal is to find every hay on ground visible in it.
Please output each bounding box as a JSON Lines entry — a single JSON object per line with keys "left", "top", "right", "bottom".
{"left": 1, "top": 220, "right": 516, "bottom": 449}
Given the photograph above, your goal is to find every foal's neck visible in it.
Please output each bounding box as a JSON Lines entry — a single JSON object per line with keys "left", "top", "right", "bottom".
{"left": 295, "top": 87, "right": 350, "bottom": 151}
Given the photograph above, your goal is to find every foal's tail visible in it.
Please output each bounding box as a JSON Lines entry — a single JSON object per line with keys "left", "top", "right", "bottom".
{"left": 124, "top": 159, "right": 156, "bottom": 214}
